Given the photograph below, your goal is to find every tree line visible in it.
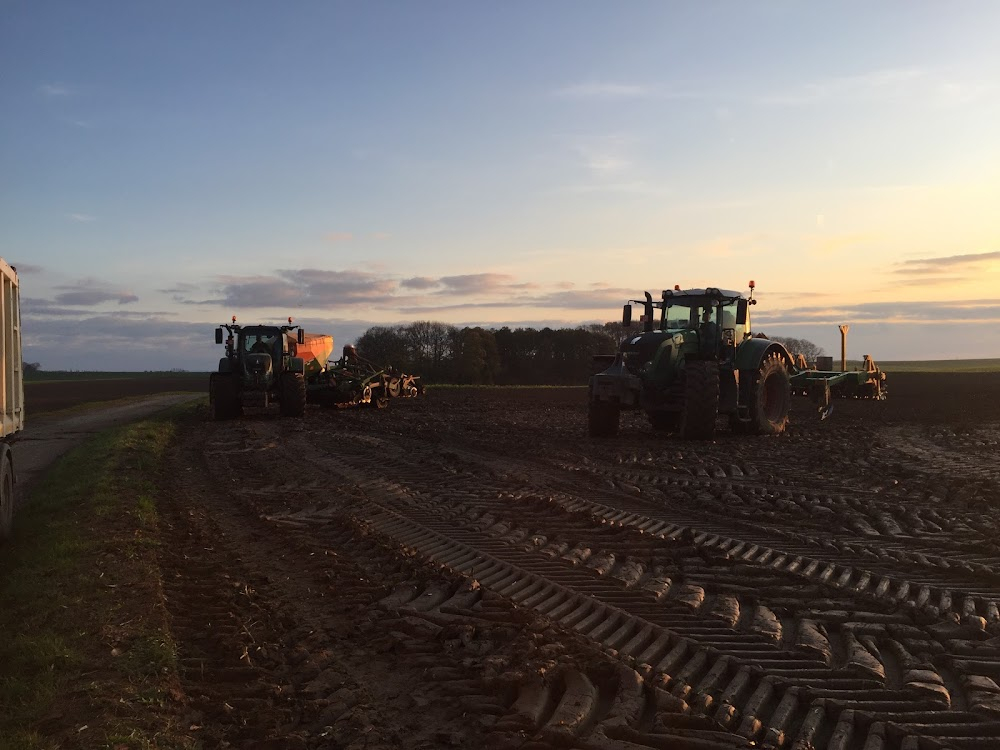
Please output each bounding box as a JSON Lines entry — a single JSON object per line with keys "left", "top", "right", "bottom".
{"left": 355, "top": 322, "right": 622, "bottom": 385}
{"left": 355, "top": 321, "right": 824, "bottom": 385}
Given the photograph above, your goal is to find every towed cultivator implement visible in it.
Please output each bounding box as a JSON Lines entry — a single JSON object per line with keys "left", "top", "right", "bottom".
{"left": 306, "top": 345, "right": 424, "bottom": 409}
{"left": 792, "top": 353, "right": 886, "bottom": 419}
{"left": 589, "top": 282, "right": 886, "bottom": 439}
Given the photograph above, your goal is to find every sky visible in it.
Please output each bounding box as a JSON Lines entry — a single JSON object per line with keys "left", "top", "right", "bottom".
{"left": 3, "top": 1, "right": 999, "bottom": 371}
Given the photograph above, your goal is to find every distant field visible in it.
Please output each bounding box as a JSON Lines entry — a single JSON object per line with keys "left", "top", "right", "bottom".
{"left": 25, "top": 374, "right": 207, "bottom": 415}
{"left": 24, "top": 371, "right": 210, "bottom": 383}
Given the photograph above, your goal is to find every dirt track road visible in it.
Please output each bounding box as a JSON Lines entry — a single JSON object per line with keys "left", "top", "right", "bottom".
{"left": 12, "top": 394, "right": 202, "bottom": 506}
{"left": 157, "top": 378, "right": 1000, "bottom": 750}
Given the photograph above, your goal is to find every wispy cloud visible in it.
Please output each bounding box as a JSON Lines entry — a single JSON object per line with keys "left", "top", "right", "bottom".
{"left": 565, "top": 133, "right": 637, "bottom": 178}
{"left": 896, "top": 250, "right": 1000, "bottom": 272}
{"left": 51, "top": 278, "right": 139, "bottom": 307}
{"left": 758, "top": 298, "right": 1000, "bottom": 325}
{"left": 400, "top": 276, "right": 439, "bottom": 290}
{"left": 762, "top": 67, "right": 993, "bottom": 107}
{"left": 438, "top": 273, "right": 524, "bottom": 294}
{"left": 214, "top": 269, "right": 396, "bottom": 309}
{"left": 324, "top": 231, "right": 353, "bottom": 244}
{"left": 554, "top": 82, "right": 652, "bottom": 99}
{"left": 890, "top": 250, "right": 1000, "bottom": 287}
{"left": 9, "top": 263, "right": 44, "bottom": 275}
{"left": 397, "top": 287, "right": 631, "bottom": 314}
{"left": 39, "top": 83, "right": 71, "bottom": 96}
{"left": 67, "top": 213, "right": 96, "bottom": 222}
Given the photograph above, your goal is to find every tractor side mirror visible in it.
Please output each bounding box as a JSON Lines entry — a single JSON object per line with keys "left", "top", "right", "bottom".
{"left": 215, "top": 328, "right": 223, "bottom": 345}
{"left": 736, "top": 299, "right": 748, "bottom": 326}
{"left": 622, "top": 304, "right": 632, "bottom": 327}
{"left": 297, "top": 328, "right": 305, "bottom": 345}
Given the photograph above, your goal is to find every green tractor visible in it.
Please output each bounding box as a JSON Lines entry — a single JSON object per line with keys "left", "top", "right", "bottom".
{"left": 210, "top": 317, "right": 307, "bottom": 420}
{"left": 588, "top": 283, "right": 885, "bottom": 439}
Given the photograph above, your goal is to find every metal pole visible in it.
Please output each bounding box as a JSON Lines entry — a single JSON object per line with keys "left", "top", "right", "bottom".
{"left": 839, "top": 324, "right": 850, "bottom": 372}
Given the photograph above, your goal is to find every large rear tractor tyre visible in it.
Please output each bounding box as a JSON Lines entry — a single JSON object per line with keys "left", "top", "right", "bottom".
{"left": 280, "top": 373, "right": 307, "bottom": 417}
{"left": 745, "top": 352, "right": 791, "bottom": 435}
{"left": 213, "top": 375, "right": 242, "bottom": 420}
{"left": 648, "top": 410, "right": 680, "bottom": 432}
{"left": 0, "top": 452, "right": 14, "bottom": 541}
{"left": 588, "top": 399, "right": 620, "bottom": 437}
{"left": 679, "top": 360, "right": 719, "bottom": 440}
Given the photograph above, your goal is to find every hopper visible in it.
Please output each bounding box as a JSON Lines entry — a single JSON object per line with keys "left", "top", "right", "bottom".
{"left": 291, "top": 333, "right": 334, "bottom": 377}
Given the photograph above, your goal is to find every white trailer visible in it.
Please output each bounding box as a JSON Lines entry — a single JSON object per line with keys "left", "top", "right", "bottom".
{"left": 0, "top": 258, "right": 23, "bottom": 539}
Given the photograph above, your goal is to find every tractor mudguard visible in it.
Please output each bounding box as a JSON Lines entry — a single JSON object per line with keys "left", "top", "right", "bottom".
{"left": 218, "top": 357, "right": 232, "bottom": 374}
{"left": 734, "top": 338, "right": 794, "bottom": 372}
{"left": 287, "top": 357, "right": 305, "bottom": 374}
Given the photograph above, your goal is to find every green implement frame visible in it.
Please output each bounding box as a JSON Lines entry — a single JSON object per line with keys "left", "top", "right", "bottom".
{"left": 306, "top": 355, "right": 391, "bottom": 410}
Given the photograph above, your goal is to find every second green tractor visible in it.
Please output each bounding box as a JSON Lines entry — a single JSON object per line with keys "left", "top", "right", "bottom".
{"left": 588, "top": 283, "right": 885, "bottom": 439}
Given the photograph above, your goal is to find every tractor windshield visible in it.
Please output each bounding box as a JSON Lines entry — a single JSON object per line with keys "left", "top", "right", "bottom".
{"left": 660, "top": 295, "right": 747, "bottom": 344}
{"left": 242, "top": 331, "right": 279, "bottom": 355}
{"left": 661, "top": 298, "right": 711, "bottom": 330}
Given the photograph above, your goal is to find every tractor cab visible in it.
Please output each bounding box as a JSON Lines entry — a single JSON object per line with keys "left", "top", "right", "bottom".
{"left": 659, "top": 287, "right": 750, "bottom": 358}
{"left": 236, "top": 327, "right": 284, "bottom": 389}
{"left": 619, "top": 287, "right": 750, "bottom": 384}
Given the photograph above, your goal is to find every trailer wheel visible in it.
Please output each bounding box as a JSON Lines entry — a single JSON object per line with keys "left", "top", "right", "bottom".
{"left": 588, "top": 399, "right": 620, "bottom": 437}
{"left": 679, "top": 360, "right": 719, "bottom": 440}
{"left": 280, "top": 373, "right": 307, "bottom": 417}
{"left": 0, "top": 450, "right": 13, "bottom": 540}
{"left": 746, "top": 352, "right": 790, "bottom": 434}
{"left": 213, "top": 374, "right": 242, "bottom": 420}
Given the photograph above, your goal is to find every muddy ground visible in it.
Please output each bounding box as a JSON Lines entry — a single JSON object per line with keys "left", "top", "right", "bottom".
{"left": 21, "top": 372, "right": 1000, "bottom": 749}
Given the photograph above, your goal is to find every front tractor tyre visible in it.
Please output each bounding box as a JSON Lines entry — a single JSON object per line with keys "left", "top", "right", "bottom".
{"left": 745, "top": 352, "right": 791, "bottom": 435}
{"left": 588, "top": 399, "right": 620, "bottom": 437}
{"left": 679, "top": 360, "right": 720, "bottom": 440}
{"left": 280, "top": 372, "right": 307, "bottom": 417}
{"left": 213, "top": 374, "right": 242, "bottom": 420}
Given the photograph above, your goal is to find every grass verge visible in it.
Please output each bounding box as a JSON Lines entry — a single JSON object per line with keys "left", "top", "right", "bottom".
{"left": 0, "top": 405, "right": 195, "bottom": 749}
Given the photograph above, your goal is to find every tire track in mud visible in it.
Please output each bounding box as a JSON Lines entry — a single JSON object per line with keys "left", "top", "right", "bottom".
{"left": 179, "top": 414, "right": 770, "bottom": 750}
{"left": 256, "top": 420, "right": 1000, "bottom": 746}
{"left": 296, "top": 424, "right": 1000, "bottom": 634}
{"left": 174, "top": 391, "right": 1000, "bottom": 750}
{"left": 158, "top": 413, "right": 536, "bottom": 749}
{"left": 460, "top": 436, "right": 1000, "bottom": 618}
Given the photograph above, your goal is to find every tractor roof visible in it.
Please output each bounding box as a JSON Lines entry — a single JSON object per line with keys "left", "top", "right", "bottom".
{"left": 661, "top": 287, "right": 745, "bottom": 304}
{"left": 237, "top": 324, "right": 289, "bottom": 333}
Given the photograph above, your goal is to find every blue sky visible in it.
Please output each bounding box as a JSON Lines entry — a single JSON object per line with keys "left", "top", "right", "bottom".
{"left": 3, "top": 1, "right": 999, "bottom": 370}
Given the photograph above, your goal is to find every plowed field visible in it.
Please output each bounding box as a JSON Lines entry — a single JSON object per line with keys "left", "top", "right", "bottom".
{"left": 25, "top": 375, "right": 206, "bottom": 415}
{"left": 152, "top": 373, "right": 1000, "bottom": 749}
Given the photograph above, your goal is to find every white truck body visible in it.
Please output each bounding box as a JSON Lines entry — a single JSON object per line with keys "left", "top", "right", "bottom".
{"left": 1, "top": 258, "right": 23, "bottom": 538}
